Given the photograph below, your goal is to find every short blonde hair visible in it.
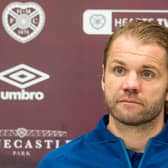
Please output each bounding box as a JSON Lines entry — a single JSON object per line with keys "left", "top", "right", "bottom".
{"left": 104, "top": 20, "right": 168, "bottom": 67}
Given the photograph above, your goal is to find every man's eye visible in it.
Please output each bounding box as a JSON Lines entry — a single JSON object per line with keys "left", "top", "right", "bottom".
{"left": 142, "top": 71, "right": 154, "bottom": 79}
{"left": 113, "top": 67, "right": 125, "bottom": 76}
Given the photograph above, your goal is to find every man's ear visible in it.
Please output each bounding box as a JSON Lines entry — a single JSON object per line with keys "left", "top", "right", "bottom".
{"left": 101, "top": 64, "right": 105, "bottom": 91}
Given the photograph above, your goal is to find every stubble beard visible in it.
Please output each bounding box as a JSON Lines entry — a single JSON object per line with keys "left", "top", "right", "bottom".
{"left": 104, "top": 94, "right": 165, "bottom": 126}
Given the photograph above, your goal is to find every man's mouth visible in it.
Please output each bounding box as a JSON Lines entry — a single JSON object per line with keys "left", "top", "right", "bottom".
{"left": 117, "top": 99, "right": 144, "bottom": 106}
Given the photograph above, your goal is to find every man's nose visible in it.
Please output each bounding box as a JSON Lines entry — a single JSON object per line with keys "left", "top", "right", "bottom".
{"left": 122, "top": 72, "right": 140, "bottom": 93}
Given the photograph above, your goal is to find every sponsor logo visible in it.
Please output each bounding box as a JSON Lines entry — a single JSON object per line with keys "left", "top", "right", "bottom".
{"left": 83, "top": 9, "right": 168, "bottom": 35}
{"left": 0, "top": 128, "right": 68, "bottom": 157}
{"left": 2, "top": 2, "right": 45, "bottom": 43}
{"left": 0, "top": 64, "right": 50, "bottom": 101}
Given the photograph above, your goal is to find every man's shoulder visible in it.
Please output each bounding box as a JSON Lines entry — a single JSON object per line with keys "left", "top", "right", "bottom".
{"left": 38, "top": 115, "right": 111, "bottom": 167}
{"left": 42, "top": 133, "right": 90, "bottom": 160}
{"left": 41, "top": 114, "right": 109, "bottom": 162}
{"left": 38, "top": 132, "right": 92, "bottom": 167}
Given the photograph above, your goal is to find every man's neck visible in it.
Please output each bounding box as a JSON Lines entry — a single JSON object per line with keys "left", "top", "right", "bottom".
{"left": 107, "top": 114, "right": 165, "bottom": 153}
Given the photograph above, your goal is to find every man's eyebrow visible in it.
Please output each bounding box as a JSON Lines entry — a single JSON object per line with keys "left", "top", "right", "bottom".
{"left": 110, "top": 60, "right": 160, "bottom": 71}
{"left": 142, "top": 65, "right": 159, "bottom": 70}
{"left": 110, "top": 59, "right": 126, "bottom": 66}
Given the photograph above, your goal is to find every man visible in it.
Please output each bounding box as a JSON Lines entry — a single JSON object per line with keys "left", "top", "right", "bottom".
{"left": 38, "top": 20, "right": 168, "bottom": 168}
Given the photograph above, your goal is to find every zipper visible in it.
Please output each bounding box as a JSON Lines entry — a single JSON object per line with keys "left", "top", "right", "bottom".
{"left": 119, "top": 138, "right": 153, "bottom": 168}
{"left": 119, "top": 139, "right": 133, "bottom": 168}
{"left": 138, "top": 139, "right": 152, "bottom": 168}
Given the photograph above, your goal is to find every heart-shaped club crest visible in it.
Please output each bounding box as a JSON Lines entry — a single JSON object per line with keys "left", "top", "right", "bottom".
{"left": 2, "top": 2, "right": 45, "bottom": 43}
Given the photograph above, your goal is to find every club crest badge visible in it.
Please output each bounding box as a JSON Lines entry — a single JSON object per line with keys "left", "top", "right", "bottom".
{"left": 2, "top": 2, "right": 45, "bottom": 43}
{"left": 89, "top": 15, "right": 106, "bottom": 30}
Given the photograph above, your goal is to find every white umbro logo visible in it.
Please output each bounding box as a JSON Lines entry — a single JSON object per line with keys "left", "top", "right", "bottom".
{"left": 0, "top": 64, "right": 50, "bottom": 89}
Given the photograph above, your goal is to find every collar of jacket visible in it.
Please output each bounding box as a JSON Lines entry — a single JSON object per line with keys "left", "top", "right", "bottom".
{"left": 86, "top": 114, "right": 168, "bottom": 144}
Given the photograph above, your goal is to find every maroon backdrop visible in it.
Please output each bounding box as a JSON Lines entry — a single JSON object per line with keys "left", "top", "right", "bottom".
{"left": 0, "top": 0, "right": 168, "bottom": 167}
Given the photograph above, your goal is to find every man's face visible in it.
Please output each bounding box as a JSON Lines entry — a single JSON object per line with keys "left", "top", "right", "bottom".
{"left": 102, "top": 35, "right": 168, "bottom": 126}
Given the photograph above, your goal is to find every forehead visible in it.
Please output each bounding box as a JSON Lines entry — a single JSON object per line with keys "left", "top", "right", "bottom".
{"left": 107, "top": 35, "right": 167, "bottom": 68}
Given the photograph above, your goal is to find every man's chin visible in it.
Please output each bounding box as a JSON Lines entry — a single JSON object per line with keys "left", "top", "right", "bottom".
{"left": 110, "top": 112, "right": 149, "bottom": 126}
